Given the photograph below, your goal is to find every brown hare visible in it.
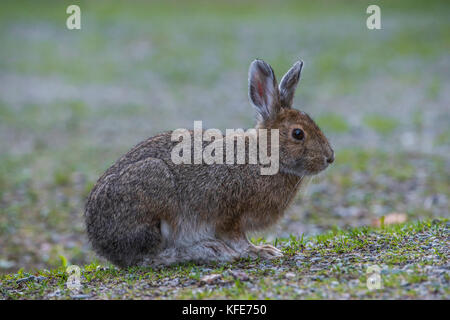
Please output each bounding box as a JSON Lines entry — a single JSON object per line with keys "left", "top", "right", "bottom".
{"left": 84, "top": 59, "right": 334, "bottom": 267}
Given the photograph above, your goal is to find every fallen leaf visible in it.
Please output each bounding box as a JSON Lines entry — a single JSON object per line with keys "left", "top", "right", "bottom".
{"left": 372, "top": 213, "right": 407, "bottom": 227}
{"left": 200, "top": 274, "right": 221, "bottom": 284}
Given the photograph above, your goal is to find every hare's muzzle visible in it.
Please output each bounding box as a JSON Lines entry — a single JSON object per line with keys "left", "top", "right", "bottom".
{"left": 326, "top": 150, "right": 335, "bottom": 164}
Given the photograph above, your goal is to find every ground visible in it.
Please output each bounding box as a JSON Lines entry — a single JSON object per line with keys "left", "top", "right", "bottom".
{"left": 0, "top": 0, "right": 449, "bottom": 299}
{"left": 1, "top": 220, "right": 448, "bottom": 299}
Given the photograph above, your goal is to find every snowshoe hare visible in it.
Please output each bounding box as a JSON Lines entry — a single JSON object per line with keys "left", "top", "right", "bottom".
{"left": 85, "top": 59, "right": 334, "bottom": 267}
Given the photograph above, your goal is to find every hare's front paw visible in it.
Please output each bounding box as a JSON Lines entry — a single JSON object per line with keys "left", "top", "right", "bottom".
{"left": 246, "top": 244, "right": 283, "bottom": 260}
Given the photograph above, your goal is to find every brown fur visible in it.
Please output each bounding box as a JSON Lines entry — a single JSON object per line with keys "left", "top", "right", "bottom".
{"left": 84, "top": 59, "right": 334, "bottom": 267}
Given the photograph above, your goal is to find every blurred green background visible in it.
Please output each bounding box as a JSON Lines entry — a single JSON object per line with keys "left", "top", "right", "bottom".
{"left": 0, "top": 0, "right": 449, "bottom": 273}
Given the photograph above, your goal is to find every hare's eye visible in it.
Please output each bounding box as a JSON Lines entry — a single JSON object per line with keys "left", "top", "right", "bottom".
{"left": 292, "top": 128, "right": 305, "bottom": 140}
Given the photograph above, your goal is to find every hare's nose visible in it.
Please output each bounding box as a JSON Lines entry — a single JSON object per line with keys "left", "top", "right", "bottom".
{"left": 326, "top": 151, "right": 335, "bottom": 164}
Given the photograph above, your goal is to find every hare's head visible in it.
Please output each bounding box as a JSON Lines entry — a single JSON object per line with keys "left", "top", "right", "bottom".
{"left": 248, "top": 59, "right": 334, "bottom": 176}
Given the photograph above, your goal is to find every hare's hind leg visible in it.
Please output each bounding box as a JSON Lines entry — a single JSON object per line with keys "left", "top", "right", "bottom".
{"left": 141, "top": 239, "right": 240, "bottom": 267}
{"left": 141, "top": 219, "right": 241, "bottom": 266}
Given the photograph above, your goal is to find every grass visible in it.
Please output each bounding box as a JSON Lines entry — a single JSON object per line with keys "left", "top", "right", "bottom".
{"left": 363, "top": 114, "right": 400, "bottom": 135}
{"left": 1, "top": 219, "right": 448, "bottom": 299}
{"left": 316, "top": 113, "right": 350, "bottom": 134}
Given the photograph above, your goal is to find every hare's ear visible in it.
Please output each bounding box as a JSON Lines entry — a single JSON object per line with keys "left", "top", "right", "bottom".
{"left": 248, "top": 59, "right": 280, "bottom": 122}
{"left": 279, "top": 60, "right": 303, "bottom": 108}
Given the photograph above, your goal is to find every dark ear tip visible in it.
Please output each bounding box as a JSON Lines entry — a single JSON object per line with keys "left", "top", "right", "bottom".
{"left": 250, "top": 59, "right": 274, "bottom": 77}
{"left": 252, "top": 58, "right": 266, "bottom": 64}
{"left": 294, "top": 60, "right": 304, "bottom": 70}
{"left": 251, "top": 59, "right": 268, "bottom": 68}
